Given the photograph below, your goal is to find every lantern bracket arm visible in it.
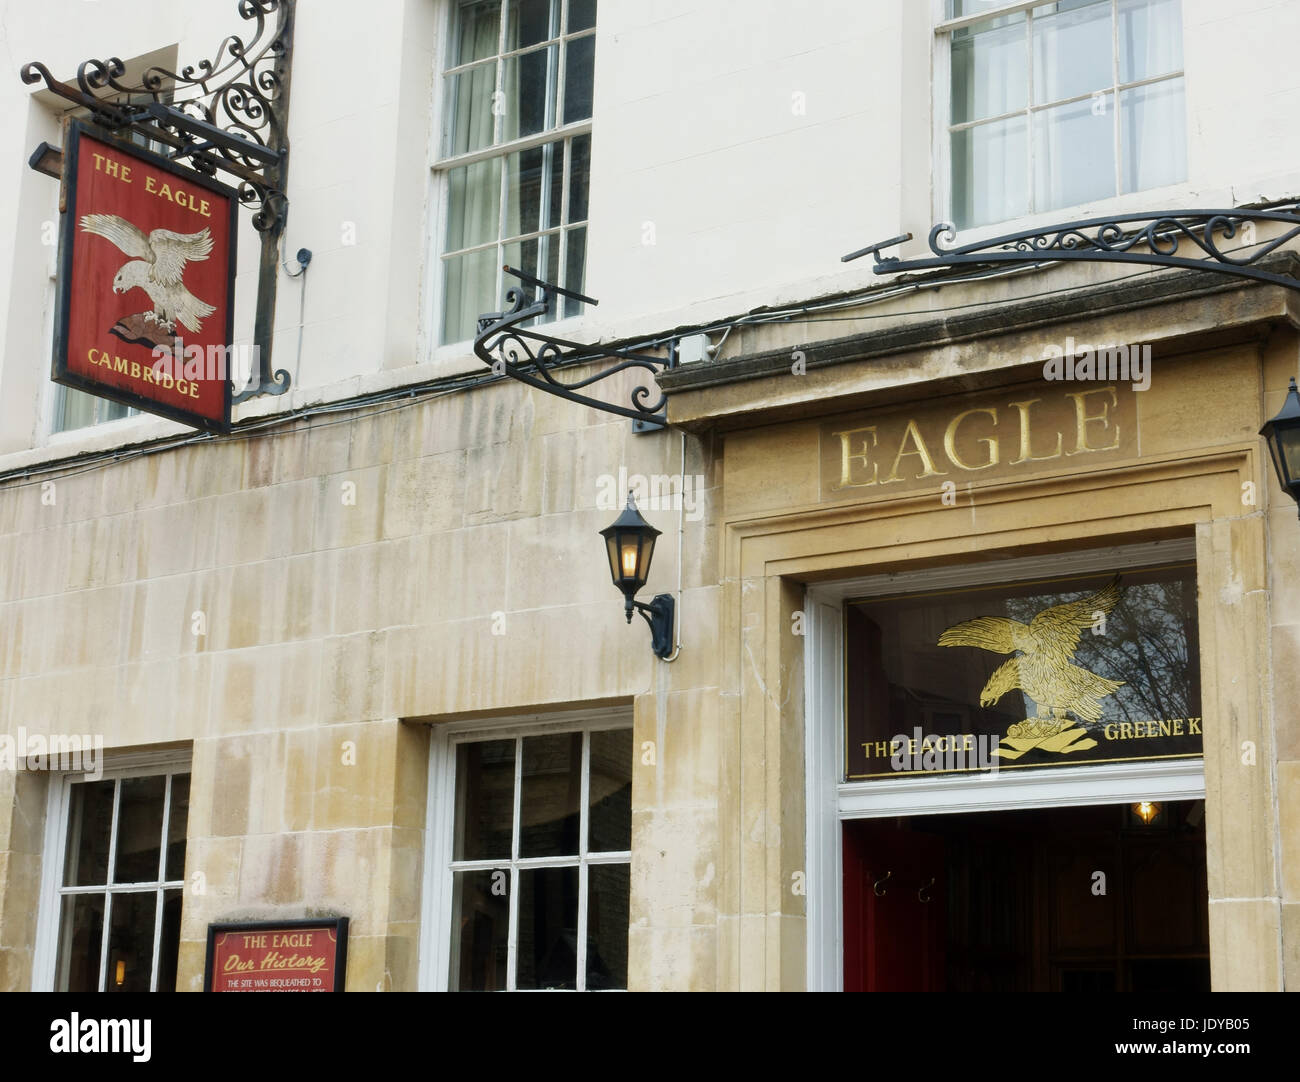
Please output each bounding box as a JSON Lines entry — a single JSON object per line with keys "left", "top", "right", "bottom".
{"left": 847, "top": 206, "right": 1300, "bottom": 292}
{"left": 627, "top": 594, "right": 675, "bottom": 659}
{"left": 474, "top": 266, "right": 676, "bottom": 431}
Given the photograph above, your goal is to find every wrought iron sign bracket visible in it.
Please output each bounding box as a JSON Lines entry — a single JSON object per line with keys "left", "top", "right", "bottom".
{"left": 474, "top": 267, "right": 677, "bottom": 433}
{"left": 846, "top": 206, "right": 1300, "bottom": 293}
{"left": 20, "top": 0, "right": 298, "bottom": 405}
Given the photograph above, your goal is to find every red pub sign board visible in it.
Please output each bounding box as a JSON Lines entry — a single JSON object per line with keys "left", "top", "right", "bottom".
{"left": 205, "top": 919, "right": 349, "bottom": 992}
{"left": 54, "top": 119, "right": 237, "bottom": 432}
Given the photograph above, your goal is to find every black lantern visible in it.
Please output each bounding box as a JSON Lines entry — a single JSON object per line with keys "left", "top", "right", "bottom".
{"left": 599, "top": 493, "right": 675, "bottom": 658}
{"left": 1260, "top": 377, "right": 1300, "bottom": 518}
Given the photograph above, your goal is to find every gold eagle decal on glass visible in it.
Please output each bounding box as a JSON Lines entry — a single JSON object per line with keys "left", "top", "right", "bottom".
{"left": 937, "top": 577, "right": 1125, "bottom": 759}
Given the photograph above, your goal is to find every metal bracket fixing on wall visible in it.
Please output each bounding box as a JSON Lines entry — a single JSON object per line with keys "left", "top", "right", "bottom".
{"left": 846, "top": 206, "right": 1300, "bottom": 292}
{"left": 474, "top": 266, "right": 677, "bottom": 432}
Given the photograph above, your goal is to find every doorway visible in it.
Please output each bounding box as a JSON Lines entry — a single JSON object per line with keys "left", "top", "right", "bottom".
{"left": 842, "top": 799, "right": 1209, "bottom": 992}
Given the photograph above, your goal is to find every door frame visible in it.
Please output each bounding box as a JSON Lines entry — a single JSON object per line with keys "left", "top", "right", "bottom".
{"left": 803, "top": 536, "right": 1207, "bottom": 992}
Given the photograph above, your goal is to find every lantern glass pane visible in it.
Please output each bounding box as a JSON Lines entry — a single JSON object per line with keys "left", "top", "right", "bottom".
{"left": 638, "top": 533, "right": 656, "bottom": 581}
{"left": 605, "top": 535, "right": 621, "bottom": 584}
{"left": 1280, "top": 428, "right": 1300, "bottom": 484}
{"left": 1267, "top": 438, "right": 1285, "bottom": 491}
{"left": 620, "top": 540, "right": 639, "bottom": 580}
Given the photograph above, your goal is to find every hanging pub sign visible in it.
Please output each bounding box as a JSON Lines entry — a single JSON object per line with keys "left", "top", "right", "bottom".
{"left": 205, "top": 918, "right": 349, "bottom": 992}
{"left": 53, "top": 118, "right": 237, "bottom": 433}
{"left": 845, "top": 564, "right": 1203, "bottom": 779}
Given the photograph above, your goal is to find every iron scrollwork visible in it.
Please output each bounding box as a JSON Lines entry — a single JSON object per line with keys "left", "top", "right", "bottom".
{"left": 847, "top": 206, "right": 1300, "bottom": 292}
{"left": 21, "top": 0, "right": 291, "bottom": 233}
{"left": 474, "top": 268, "right": 675, "bottom": 429}
{"left": 20, "top": 0, "right": 296, "bottom": 401}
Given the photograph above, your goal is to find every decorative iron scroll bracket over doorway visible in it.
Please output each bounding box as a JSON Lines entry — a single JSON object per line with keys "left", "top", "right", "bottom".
{"left": 20, "top": 0, "right": 297, "bottom": 403}
{"left": 846, "top": 206, "right": 1300, "bottom": 292}
{"left": 474, "top": 267, "right": 677, "bottom": 432}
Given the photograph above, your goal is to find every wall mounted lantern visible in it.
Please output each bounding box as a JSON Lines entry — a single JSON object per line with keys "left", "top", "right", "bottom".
{"left": 600, "top": 494, "right": 675, "bottom": 658}
{"left": 1261, "top": 377, "right": 1300, "bottom": 518}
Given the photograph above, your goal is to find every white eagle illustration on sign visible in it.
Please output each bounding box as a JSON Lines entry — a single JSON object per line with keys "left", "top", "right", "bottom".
{"left": 80, "top": 213, "right": 216, "bottom": 334}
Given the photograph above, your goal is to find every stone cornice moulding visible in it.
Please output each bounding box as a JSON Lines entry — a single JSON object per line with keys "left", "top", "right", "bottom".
{"left": 659, "top": 251, "right": 1300, "bottom": 431}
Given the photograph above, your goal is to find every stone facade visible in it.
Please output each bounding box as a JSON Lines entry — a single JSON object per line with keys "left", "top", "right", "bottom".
{"left": 2, "top": 0, "right": 1299, "bottom": 993}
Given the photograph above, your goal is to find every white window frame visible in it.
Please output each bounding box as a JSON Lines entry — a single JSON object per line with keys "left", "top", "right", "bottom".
{"left": 31, "top": 751, "right": 192, "bottom": 992}
{"left": 428, "top": 0, "right": 596, "bottom": 356}
{"left": 932, "top": 0, "right": 1189, "bottom": 238}
{"left": 419, "top": 706, "right": 633, "bottom": 992}
{"left": 803, "top": 536, "right": 1206, "bottom": 991}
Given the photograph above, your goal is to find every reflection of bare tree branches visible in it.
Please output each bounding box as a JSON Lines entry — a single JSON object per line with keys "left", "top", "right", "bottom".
{"left": 1004, "top": 580, "right": 1196, "bottom": 728}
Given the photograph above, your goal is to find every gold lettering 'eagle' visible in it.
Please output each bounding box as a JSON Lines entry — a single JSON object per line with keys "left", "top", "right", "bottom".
{"left": 937, "top": 579, "right": 1125, "bottom": 723}
{"left": 80, "top": 213, "right": 216, "bottom": 333}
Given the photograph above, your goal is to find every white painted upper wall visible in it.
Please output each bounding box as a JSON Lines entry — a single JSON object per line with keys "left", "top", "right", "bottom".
{"left": 1, "top": 0, "right": 1298, "bottom": 459}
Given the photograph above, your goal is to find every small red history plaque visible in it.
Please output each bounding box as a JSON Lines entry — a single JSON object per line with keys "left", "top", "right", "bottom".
{"left": 205, "top": 919, "right": 349, "bottom": 992}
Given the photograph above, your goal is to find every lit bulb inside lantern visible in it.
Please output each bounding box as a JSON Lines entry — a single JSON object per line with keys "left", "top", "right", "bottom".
{"left": 115, "top": 959, "right": 126, "bottom": 986}
{"left": 622, "top": 546, "right": 638, "bottom": 577}
{"left": 1133, "top": 800, "right": 1160, "bottom": 825}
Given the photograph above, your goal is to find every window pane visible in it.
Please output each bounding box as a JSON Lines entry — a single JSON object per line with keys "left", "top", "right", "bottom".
{"left": 64, "top": 779, "right": 114, "bottom": 887}
{"left": 446, "top": 158, "right": 502, "bottom": 252}
{"left": 588, "top": 728, "right": 631, "bottom": 852}
{"left": 562, "top": 225, "right": 587, "bottom": 319}
{"left": 507, "top": 0, "right": 557, "bottom": 49}
{"left": 516, "top": 866, "right": 579, "bottom": 990}
{"left": 105, "top": 891, "right": 156, "bottom": 992}
{"left": 502, "top": 45, "right": 557, "bottom": 141}
{"left": 519, "top": 732, "right": 582, "bottom": 857}
{"left": 442, "top": 247, "right": 501, "bottom": 344}
{"left": 454, "top": 740, "right": 516, "bottom": 861}
{"left": 1118, "top": 0, "right": 1183, "bottom": 83}
{"left": 165, "top": 774, "right": 190, "bottom": 881}
{"left": 951, "top": 116, "right": 1028, "bottom": 229}
{"left": 587, "top": 863, "right": 629, "bottom": 989}
{"left": 567, "top": 133, "right": 591, "bottom": 223}
{"left": 55, "top": 892, "right": 104, "bottom": 992}
{"left": 1032, "top": 0, "right": 1112, "bottom": 104}
{"left": 951, "top": 14, "right": 1026, "bottom": 125}
{"left": 1121, "top": 79, "right": 1185, "bottom": 194}
{"left": 843, "top": 566, "right": 1199, "bottom": 781}
{"left": 1033, "top": 95, "right": 1115, "bottom": 211}
{"left": 505, "top": 140, "right": 563, "bottom": 240}
{"left": 505, "top": 231, "right": 560, "bottom": 286}
{"left": 113, "top": 774, "right": 166, "bottom": 884}
{"left": 446, "top": 63, "right": 499, "bottom": 156}
{"left": 563, "top": 34, "right": 596, "bottom": 124}
{"left": 57, "top": 386, "right": 98, "bottom": 432}
{"left": 457, "top": 0, "right": 501, "bottom": 65}
{"left": 156, "top": 889, "right": 183, "bottom": 992}
{"left": 568, "top": 0, "right": 597, "bottom": 34}
{"left": 449, "top": 869, "right": 510, "bottom": 990}
{"left": 56, "top": 386, "right": 131, "bottom": 431}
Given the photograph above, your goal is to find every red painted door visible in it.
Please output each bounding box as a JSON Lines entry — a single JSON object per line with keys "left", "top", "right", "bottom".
{"left": 843, "top": 821, "right": 945, "bottom": 991}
